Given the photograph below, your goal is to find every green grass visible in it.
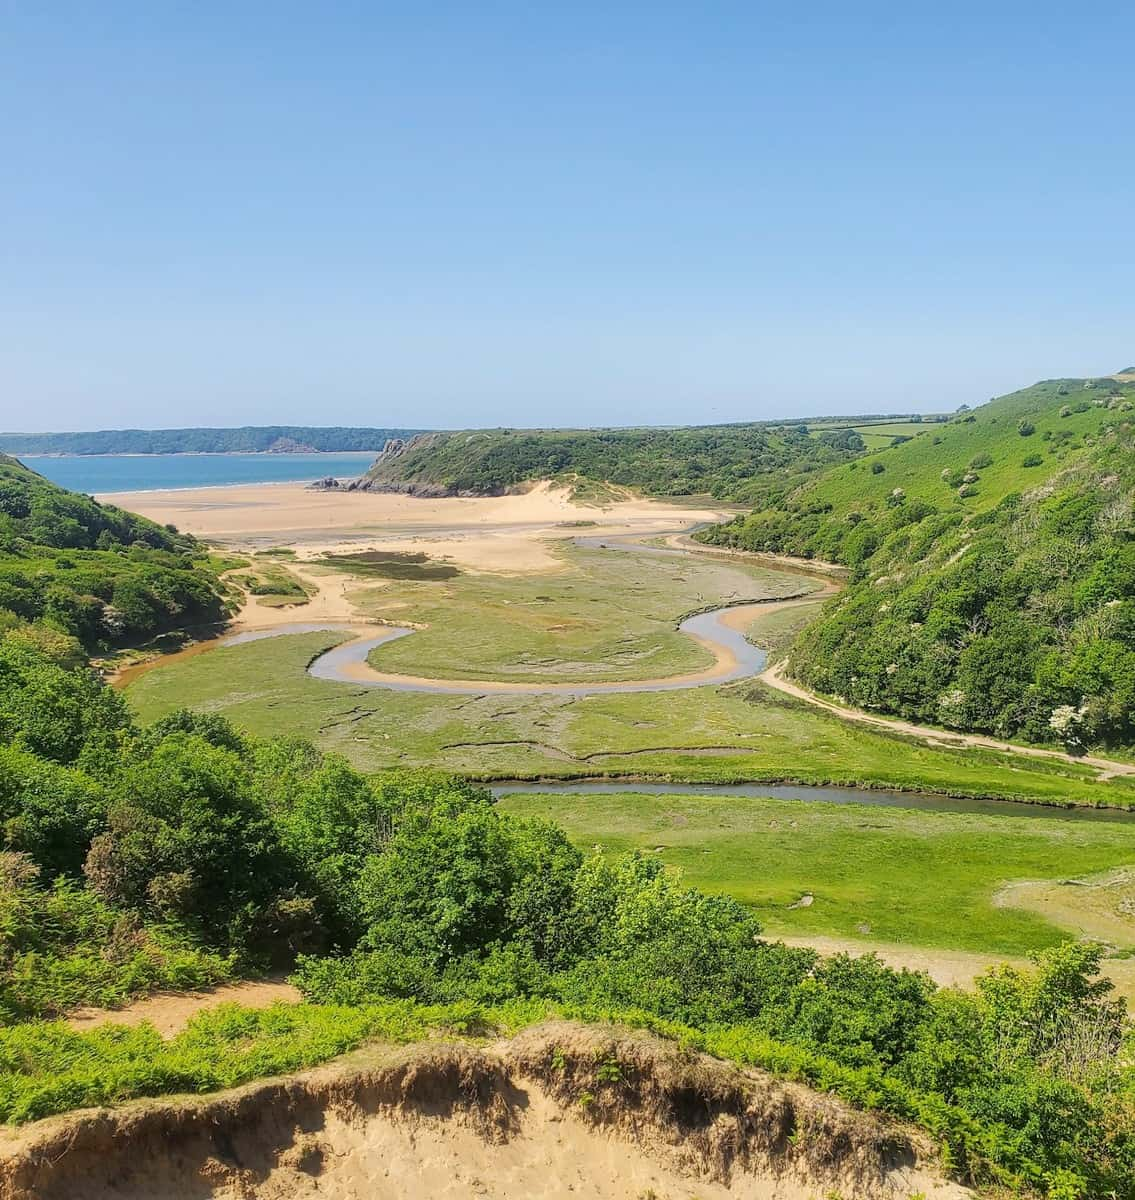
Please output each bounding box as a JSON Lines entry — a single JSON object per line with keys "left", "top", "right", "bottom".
{"left": 231, "top": 556, "right": 313, "bottom": 607}
{"left": 333, "top": 540, "right": 811, "bottom": 683}
{"left": 498, "top": 791, "right": 1135, "bottom": 955}
{"left": 810, "top": 421, "right": 934, "bottom": 451}
{"left": 792, "top": 381, "right": 1128, "bottom": 520}
{"left": 0, "top": 999, "right": 538, "bottom": 1124}
{"left": 123, "top": 625, "right": 1135, "bottom": 807}
{"left": 849, "top": 432, "right": 896, "bottom": 451}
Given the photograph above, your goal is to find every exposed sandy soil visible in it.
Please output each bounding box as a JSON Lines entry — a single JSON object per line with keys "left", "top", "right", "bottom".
{"left": 67, "top": 981, "right": 302, "bottom": 1038}
{"left": 229, "top": 561, "right": 368, "bottom": 630}
{"left": 715, "top": 584, "right": 842, "bottom": 632}
{"left": 0, "top": 1022, "right": 970, "bottom": 1200}
{"left": 993, "top": 869, "right": 1135, "bottom": 949}
{"left": 778, "top": 934, "right": 1029, "bottom": 989}
{"left": 101, "top": 480, "right": 732, "bottom": 573}
{"left": 779, "top": 932, "right": 1135, "bottom": 1002}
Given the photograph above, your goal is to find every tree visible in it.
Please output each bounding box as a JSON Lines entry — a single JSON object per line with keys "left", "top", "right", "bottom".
{"left": 84, "top": 732, "right": 312, "bottom": 956}
{"left": 0, "top": 630, "right": 131, "bottom": 766}
{"left": 0, "top": 747, "right": 105, "bottom": 879}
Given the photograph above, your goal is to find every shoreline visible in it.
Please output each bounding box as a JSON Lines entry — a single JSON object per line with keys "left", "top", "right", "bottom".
{"left": 16, "top": 450, "right": 382, "bottom": 458}
{"left": 94, "top": 474, "right": 363, "bottom": 499}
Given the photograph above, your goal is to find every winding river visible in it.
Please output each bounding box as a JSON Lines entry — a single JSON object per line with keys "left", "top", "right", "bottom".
{"left": 214, "top": 525, "right": 810, "bottom": 696}
{"left": 120, "top": 529, "right": 1135, "bottom": 820}
{"left": 235, "top": 605, "right": 776, "bottom": 695}
{"left": 490, "top": 780, "right": 1135, "bottom": 824}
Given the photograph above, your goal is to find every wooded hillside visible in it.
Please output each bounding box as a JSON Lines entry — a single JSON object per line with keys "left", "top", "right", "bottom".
{"left": 702, "top": 377, "right": 1135, "bottom": 749}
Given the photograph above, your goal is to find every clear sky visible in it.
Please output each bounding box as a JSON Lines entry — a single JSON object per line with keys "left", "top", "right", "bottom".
{"left": 1, "top": 2, "right": 1132, "bottom": 431}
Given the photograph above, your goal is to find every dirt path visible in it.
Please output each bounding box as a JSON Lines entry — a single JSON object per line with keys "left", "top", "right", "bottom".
{"left": 67, "top": 980, "right": 302, "bottom": 1038}
{"left": 668, "top": 533, "right": 1135, "bottom": 782}
{"left": 778, "top": 933, "right": 1135, "bottom": 1001}
{"left": 761, "top": 660, "right": 1135, "bottom": 781}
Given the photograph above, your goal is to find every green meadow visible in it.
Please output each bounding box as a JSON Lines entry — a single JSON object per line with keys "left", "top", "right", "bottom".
{"left": 329, "top": 539, "right": 810, "bottom": 682}
{"left": 499, "top": 790, "right": 1135, "bottom": 955}
{"left": 124, "top": 623, "right": 1134, "bottom": 807}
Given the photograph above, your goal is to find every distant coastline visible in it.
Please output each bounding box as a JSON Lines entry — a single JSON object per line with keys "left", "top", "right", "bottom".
{"left": 18, "top": 450, "right": 382, "bottom": 458}
{"left": 0, "top": 425, "right": 422, "bottom": 458}
{"left": 25, "top": 451, "right": 380, "bottom": 495}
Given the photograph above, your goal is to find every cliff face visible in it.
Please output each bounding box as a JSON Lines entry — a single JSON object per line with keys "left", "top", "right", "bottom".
{"left": 349, "top": 433, "right": 502, "bottom": 497}
{"left": 0, "top": 1022, "right": 971, "bottom": 1200}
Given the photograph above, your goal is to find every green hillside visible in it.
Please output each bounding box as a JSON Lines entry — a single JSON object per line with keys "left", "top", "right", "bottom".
{"left": 356, "top": 420, "right": 881, "bottom": 503}
{"left": 702, "top": 377, "right": 1135, "bottom": 749}
{"left": 0, "top": 455, "right": 227, "bottom": 647}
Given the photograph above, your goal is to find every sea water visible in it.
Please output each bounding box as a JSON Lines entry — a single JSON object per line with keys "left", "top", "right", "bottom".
{"left": 19, "top": 452, "right": 379, "bottom": 495}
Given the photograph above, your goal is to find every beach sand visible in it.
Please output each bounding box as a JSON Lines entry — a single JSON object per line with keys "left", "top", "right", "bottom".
{"left": 100, "top": 480, "right": 734, "bottom": 573}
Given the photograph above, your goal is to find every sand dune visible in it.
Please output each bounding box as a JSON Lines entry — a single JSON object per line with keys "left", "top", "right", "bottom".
{"left": 101, "top": 480, "right": 734, "bottom": 573}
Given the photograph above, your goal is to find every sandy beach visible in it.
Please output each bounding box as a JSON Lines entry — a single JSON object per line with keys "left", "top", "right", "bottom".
{"left": 100, "top": 480, "right": 735, "bottom": 573}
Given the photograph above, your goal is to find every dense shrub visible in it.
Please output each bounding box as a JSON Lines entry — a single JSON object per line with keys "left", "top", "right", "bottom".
{"left": 361, "top": 423, "right": 869, "bottom": 504}
{"left": 1, "top": 634, "right": 1133, "bottom": 1194}
{"left": 702, "top": 382, "right": 1135, "bottom": 749}
{"left": 0, "top": 852, "right": 231, "bottom": 1022}
{"left": 0, "top": 456, "right": 226, "bottom": 648}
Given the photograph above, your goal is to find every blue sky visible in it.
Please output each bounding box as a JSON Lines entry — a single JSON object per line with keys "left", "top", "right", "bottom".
{"left": 1, "top": 2, "right": 1132, "bottom": 430}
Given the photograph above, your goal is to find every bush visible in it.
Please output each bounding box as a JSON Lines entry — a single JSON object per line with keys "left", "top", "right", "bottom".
{"left": 0, "top": 853, "right": 232, "bottom": 1021}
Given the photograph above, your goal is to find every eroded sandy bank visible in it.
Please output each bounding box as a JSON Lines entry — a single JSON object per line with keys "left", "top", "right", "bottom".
{"left": 0, "top": 1022, "right": 969, "bottom": 1200}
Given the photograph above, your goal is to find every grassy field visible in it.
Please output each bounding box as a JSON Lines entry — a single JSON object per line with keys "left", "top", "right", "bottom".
{"left": 795, "top": 381, "right": 1125, "bottom": 519}
{"left": 123, "top": 532, "right": 1135, "bottom": 805}
{"left": 808, "top": 419, "right": 938, "bottom": 450}
{"left": 323, "top": 540, "right": 811, "bottom": 682}
{"left": 124, "top": 622, "right": 1135, "bottom": 806}
{"left": 499, "top": 790, "right": 1135, "bottom": 955}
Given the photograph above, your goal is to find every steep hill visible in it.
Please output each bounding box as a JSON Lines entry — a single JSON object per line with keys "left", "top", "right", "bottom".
{"left": 702, "top": 377, "right": 1135, "bottom": 749}
{"left": 0, "top": 426, "right": 419, "bottom": 456}
{"left": 354, "top": 421, "right": 881, "bottom": 503}
{"left": 0, "top": 455, "right": 226, "bottom": 646}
